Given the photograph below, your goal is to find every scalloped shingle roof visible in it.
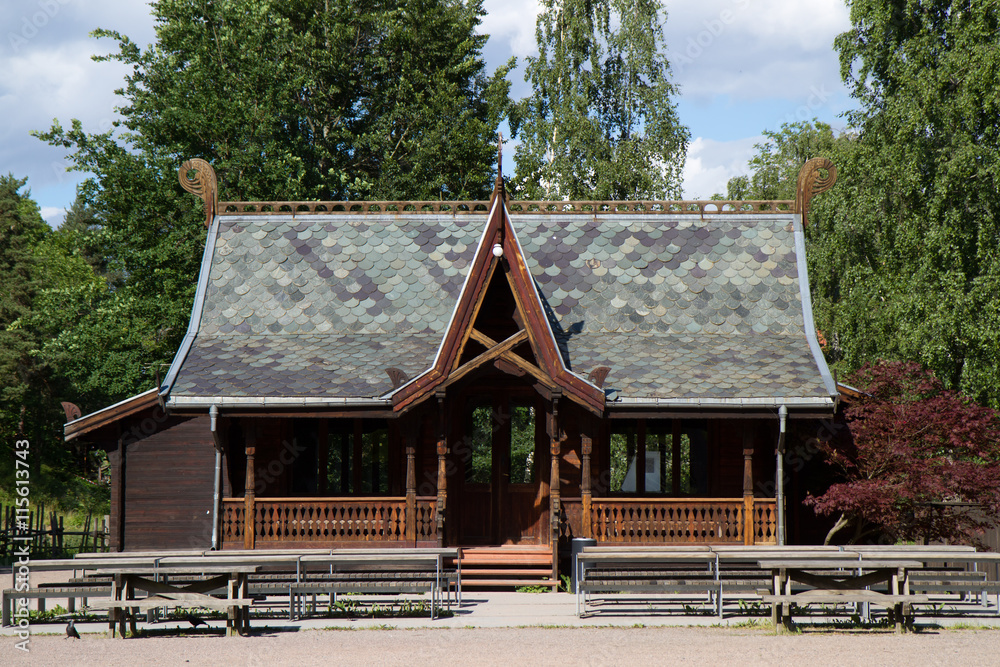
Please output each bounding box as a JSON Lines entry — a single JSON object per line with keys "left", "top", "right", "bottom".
{"left": 165, "top": 211, "right": 834, "bottom": 404}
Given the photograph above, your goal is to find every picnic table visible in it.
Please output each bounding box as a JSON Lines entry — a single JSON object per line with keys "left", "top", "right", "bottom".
{"left": 758, "top": 557, "right": 928, "bottom": 631}
{"left": 31, "top": 556, "right": 256, "bottom": 637}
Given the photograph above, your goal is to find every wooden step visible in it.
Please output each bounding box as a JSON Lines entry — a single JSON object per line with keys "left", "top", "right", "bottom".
{"left": 461, "top": 578, "right": 559, "bottom": 588}
{"left": 458, "top": 555, "right": 552, "bottom": 565}
{"left": 460, "top": 568, "right": 554, "bottom": 577}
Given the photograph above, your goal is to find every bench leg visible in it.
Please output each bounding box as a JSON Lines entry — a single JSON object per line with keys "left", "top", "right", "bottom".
{"left": 2, "top": 591, "right": 11, "bottom": 627}
{"left": 69, "top": 597, "right": 75, "bottom": 613}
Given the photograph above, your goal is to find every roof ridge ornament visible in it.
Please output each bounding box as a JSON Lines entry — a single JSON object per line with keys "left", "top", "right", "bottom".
{"left": 491, "top": 132, "right": 507, "bottom": 204}
{"left": 179, "top": 158, "right": 219, "bottom": 228}
{"left": 794, "top": 157, "right": 837, "bottom": 227}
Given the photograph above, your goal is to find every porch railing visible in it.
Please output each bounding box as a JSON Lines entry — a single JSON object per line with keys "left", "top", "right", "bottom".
{"left": 563, "top": 497, "right": 777, "bottom": 545}
{"left": 222, "top": 497, "right": 437, "bottom": 547}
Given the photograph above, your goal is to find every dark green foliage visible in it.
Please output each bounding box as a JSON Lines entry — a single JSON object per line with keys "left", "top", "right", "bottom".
{"left": 733, "top": 4, "right": 1000, "bottom": 410}
{"left": 510, "top": 0, "right": 688, "bottom": 199}
{"left": 806, "top": 1, "right": 1000, "bottom": 408}
{"left": 0, "top": 176, "right": 107, "bottom": 509}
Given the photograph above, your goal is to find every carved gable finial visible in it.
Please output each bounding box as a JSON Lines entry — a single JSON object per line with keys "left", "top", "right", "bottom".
{"left": 492, "top": 132, "right": 506, "bottom": 203}
{"left": 795, "top": 157, "right": 837, "bottom": 226}
{"left": 179, "top": 158, "right": 219, "bottom": 228}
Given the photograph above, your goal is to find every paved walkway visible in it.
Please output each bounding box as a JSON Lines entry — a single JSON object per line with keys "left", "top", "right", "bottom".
{"left": 5, "top": 589, "right": 1000, "bottom": 637}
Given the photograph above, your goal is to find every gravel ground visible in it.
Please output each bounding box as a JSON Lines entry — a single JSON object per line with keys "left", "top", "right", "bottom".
{"left": 5, "top": 626, "right": 1000, "bottom": 667}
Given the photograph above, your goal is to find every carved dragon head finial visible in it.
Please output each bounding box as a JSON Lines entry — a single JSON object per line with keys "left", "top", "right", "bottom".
{"left": 178, "top": 158, "right": 218, "bottom": 228}
{"left": 795, "top": 157, "right": 837, "bottom": 227}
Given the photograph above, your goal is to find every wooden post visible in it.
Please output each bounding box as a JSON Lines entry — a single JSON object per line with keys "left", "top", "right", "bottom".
{"left": 550, "top": 392, "right": 562, "bottom": 587}
{"left": 581, "top": 433, "right": 593, "bottom": 539}
{"left": 435, "top": 391, "right": 447, "bottom": 547}
{"left": 111, "top": 434, "right": 126, "bottom": 552}
{"left": 743, "top": 426, "right": 755, "bottom": 546}
{"left": 672, "top": 420, "right": 682, "bottom": 495}
{"left": 244, "top": 428, "right": 256, "bottom": 550}
{"left": 405, "top": 439, "right": 417, "bottom": 543}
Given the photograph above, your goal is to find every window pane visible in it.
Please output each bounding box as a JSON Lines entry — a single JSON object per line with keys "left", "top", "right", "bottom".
{"left": 291, "top": 420, "right": 318, "bottom": 495}
{"left": 361, "top": 424, "right": 388, "bottom": 494}
{"left": 326, "top": 428, "right": 352, "bottom": 495}
{"left": 645, "top": 421, "right": 672, "bottom": 494}
{"left": 510, "top": 403, "right": 536, "bottom": 483}
{"left": 609, "top": 424, "right": 638, "bottom": 493}
{"left": 679, "top": 433, "right": 691, "bottom": 494}
{"left": 466, "top": 403, "right": 493, "bottom": 484}
{"left": 685, "top": 421, "right": 709, "bottom": 495}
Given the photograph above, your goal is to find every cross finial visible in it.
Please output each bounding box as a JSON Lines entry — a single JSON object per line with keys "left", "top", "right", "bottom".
{"left": 492, "top": 132, "right": 506, "bottom": 202}
{"left": 497, "top": 132, "right": 504, "bottom": 181}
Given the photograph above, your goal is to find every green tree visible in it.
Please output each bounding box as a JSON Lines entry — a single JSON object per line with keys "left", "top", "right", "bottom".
{"left": 34, "top": 0, "right": 513, "bottom": 411}
{"left": 0, "top": 176, "right": 104, "bottom": 506}
{"left": 803, "top": 2, "right": 1000, "bottom": 408}
{"left": 510, "top": 0, "right": 688, "bottom": 200}
{"left": 726, "top": 120, "right": 851, "bottom": 200}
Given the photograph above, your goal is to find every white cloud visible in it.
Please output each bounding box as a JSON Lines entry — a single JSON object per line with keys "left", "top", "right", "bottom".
{"left": 664, "top": 0, "right": 851, "bottom": 103}
{"left": 681, "top": 135, "right": 761, "bottom": 199}
{"left": 39, "top": 205, "right": 64, "bottom": 227}
{"left": 480, "top": 0, "right": 542, "bottom": 57}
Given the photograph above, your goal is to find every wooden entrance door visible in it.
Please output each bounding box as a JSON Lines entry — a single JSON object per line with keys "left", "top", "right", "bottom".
{"left": 457, "top": 392, "right": 543, "bottom": 545}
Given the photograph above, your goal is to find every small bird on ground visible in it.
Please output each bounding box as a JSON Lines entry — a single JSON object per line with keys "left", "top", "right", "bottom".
{"left": 66, "top": 620, "right": 81, "bottom": 639}
{"left": 185, "top": 613, "right": 207, "bottom": 628}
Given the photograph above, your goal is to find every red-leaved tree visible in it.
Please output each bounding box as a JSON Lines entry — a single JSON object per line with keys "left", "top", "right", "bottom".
{"left": 806, "top": 361, "right": 1000, "bottom": 545}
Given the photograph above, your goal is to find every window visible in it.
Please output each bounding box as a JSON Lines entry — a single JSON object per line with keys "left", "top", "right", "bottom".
{"left": 607, "top": 420, "right": 707, "bottom": 496}
{"left": 325, "top": 420, "right": 390, "bottom": 495}
{"left": 360, "top": 424, "right": 389, "bottom": 494}
{"left": 465, "top": 402, "right": 493, "bottom": 485}
{"left": 509, "top": 402, "right": 536, "bottom": 484}
{"left": 291, "top": 420, "right": 319, "bottom": 495}
{"left": 609, "top": 423, "right": 637, "bottom": 493}
{"left": 326, "top": 427, "right": 353, "bottom": 494}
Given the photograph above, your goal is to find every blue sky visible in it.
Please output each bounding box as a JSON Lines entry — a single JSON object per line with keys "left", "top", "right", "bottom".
{"left": 0, "top": 0, "right": 854, "bottom": 226}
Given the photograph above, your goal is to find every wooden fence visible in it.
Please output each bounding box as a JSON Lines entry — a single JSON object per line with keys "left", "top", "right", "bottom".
{"left": 0, "top": 503, "right": 109, "bottom": 563}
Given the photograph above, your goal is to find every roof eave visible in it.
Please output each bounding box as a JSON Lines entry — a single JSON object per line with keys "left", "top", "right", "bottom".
{"left": 64, "top": 388, "right": 160, "bottom": 442}
{"left": 166, "top": 396, "right": 392, "bottom": 409}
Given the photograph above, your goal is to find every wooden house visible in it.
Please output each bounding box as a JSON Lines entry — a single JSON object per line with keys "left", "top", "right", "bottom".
{"left": 65, "top": 158, "right": 839, "bottom": 584}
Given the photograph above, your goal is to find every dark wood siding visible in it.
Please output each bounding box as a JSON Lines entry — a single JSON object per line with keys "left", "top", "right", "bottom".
{"left": 123, "top": 416, "right": 215, "bottom": 550}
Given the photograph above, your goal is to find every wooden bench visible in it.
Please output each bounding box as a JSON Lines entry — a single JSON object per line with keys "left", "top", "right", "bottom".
{"left": 281, "top": 552, "right": 458, "bottom": 621}
{"left": 576, "top": 547, "right": 841, "bottom": 618}
{"left": 759, "top": 590, "right": 930, "bottom": 631}
{"left": 576, "top": 550, "right": 725, "bottom": 617}
{"left": 2, "top": 585, "right": 112, "bottom": 626}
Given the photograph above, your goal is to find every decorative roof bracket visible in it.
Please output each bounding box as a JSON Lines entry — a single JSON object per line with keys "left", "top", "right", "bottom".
{"left": 179, "top": 158, "right": 219, "bottom": 228}
{"left": 794, "top": 157, "right": 837, "bottom": 227}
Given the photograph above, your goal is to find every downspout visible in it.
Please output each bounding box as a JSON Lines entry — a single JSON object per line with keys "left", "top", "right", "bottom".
{"left": 776, "top": 405, "right": 788, "bottom": 546}
{"left": 210, "top": 405, "right": 222, "bottom": 551}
